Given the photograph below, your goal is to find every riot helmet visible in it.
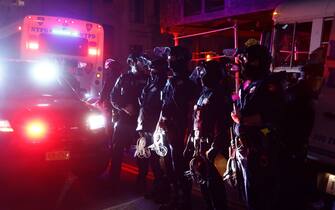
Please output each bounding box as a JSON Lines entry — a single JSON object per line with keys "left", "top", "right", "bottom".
{"left": 153, "top": 47, "right": 171, "bottom": 59}
{"left": 127, "top": 53, "right": 140, "bottom": 73}
{"left": 167, "top": 46, "right": 191, "bottom": 75}
{"left": 127, "top": 53, "right": 140, "bottom": 65}
{"left": 201, "top": 60, "right": 222, "bottom": 88}
{"left": 137, "top": 55, "right": 151, "bottom": 75}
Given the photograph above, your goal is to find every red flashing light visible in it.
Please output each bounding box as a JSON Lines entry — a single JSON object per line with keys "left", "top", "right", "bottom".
{"left": 88, "top": 47, "right": 98, "bottom": 56}
{"left": 27, "top": 41, "right": 39, "bottom": 50}
{"left": 206, "top": 54, "right": 212, "bottom": 61}
{"left": 96, "top": 72, "right": 101, "bottom": 78}
{"left": 18, "top": 26, "right": 22, "bottom": 31}
{"left": 25, "top": 120, "right": 47, "bottom": 141}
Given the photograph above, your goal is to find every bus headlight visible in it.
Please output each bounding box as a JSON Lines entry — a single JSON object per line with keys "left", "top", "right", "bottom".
{"left": 31, "top": 61, "right": 59, "bottom": 84}
{"left": 87, "top": 114, "right": 105, "bottom": 130}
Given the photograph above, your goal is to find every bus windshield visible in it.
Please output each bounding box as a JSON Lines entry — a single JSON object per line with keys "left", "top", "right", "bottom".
{"left": 274, "top": 22, "right": 312, "bottom": 68}
{"left": 39, "top": 34, "right": 88, "bottom": 56}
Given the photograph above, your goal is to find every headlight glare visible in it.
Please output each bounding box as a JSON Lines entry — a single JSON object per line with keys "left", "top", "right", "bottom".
{"left": 87, "top": 114, "right": 105, "bottom": 130}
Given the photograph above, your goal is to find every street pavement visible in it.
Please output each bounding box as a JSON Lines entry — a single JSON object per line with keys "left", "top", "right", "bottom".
{"left": 0, "top": 153, "right": 246, "bottom": 210}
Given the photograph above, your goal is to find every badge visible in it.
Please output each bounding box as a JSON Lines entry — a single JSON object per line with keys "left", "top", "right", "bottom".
{"left": 249, "top": 86, "right": 256, "bottom": 94}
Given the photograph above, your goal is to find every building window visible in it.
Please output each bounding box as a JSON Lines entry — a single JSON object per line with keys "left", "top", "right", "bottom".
{"left": 184, "top": 0, "right": 201, "bottom": 17}
{"left": 129, "top": 0, "right": 144, "bottom": 23}
{"left": 205, "top": 0, "right": 224, "bottom": 12}
{"left": 322, "top": 19, "right": 333, "bottom": 48}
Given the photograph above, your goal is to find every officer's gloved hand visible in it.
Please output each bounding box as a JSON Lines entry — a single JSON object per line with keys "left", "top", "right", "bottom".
{"left": 206, "top": 147, "right": 218, "bottom": 163}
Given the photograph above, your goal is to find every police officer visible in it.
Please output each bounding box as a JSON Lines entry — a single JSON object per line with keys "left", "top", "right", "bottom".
{"left": 279, "top": 48, "right": 322, "bottom": 210}
{"left": 109, "top": 54, "right": 148, "bottom": 183}
{"left": 231, "top": 44, "right": 286, "bottom": 210}
{"left": 184, "top": 60, "right": 232, "bottom": 210}
{"left": 99, "top": 58, "right": 121, "bottom": 136}
{"left": 136, "top": 55, "right": 169, "bottom": 201}
{"left": 158, "top": 46, "right": 196, "bottom": 209}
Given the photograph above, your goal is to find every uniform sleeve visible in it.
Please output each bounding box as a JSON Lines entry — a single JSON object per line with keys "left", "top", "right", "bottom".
{"left": 260, "top": 80, "right": 286, "bottom": 127}
{"left": 111, "top": 74, "right": 125, "bottom": 111}
{"left": 211, "top": 93, "right": 233, "bottom": 154}
{"left": 136, "top": 84, "right": 148, "bottom": 131}
{"left": 100, "top": 79, "right": 114, "bottom": 102}
{"left": 161, "top": 79, "right": 173, "bottom": 119}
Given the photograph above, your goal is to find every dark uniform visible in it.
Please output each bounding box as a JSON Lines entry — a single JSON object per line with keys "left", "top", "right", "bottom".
{"left": 136, "top": 58, "right": 168, "bottom": 197}
{"left": 100, "top": 59, "right": 121, "bottom": 109}
{"left": 279, "top": 58, "right": 318, "bottom": 210}
{"left": 109, "top": 55, "right": 148, "bottom": 182}
{"left": 233, "top": 44, "right": 286, "bottom": 210}
{"left": 159, "top": 46, "right": 196, "bottom": 209}
{"left": 185, "top": 61, "right": 232, "bottom": 210}
{"left": 99, "top": 59, "right": 121, "bottom": 136}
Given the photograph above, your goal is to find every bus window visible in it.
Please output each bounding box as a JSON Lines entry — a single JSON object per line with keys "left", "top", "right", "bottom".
{"left": 274, "top": 22, "right": 312, "bottom": 67}
{"left": 39, "top": 34, "right": 88, "bottom": 56}
{"left": 322, "top": 19, "right": 333, "bottom": 49}
{"left": 274, "top": 23, "right": 294, "bottom": 67}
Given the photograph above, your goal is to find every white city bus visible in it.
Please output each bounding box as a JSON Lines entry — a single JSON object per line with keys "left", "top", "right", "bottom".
{"left": 0, "top": 15, "right": 104, "bottom": 97}
{"left": 273, "top": 0, "right": 335, "bottom": 198}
